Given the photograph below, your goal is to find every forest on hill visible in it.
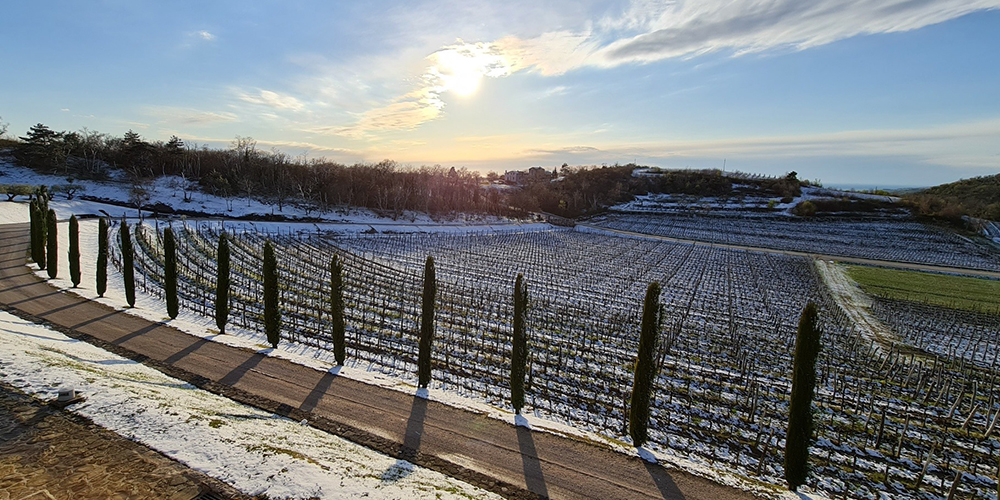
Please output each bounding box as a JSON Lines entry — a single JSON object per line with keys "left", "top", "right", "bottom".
{"left": 905, "top": 173, "right": 1000, "bottom": 221}
{"left": 1, "top": 122, "right": 807, "bottom": 219}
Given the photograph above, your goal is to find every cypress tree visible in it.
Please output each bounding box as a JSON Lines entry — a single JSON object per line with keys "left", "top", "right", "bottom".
{"left": 330, "top": 254, "right": 346, "bottom": 365}
{"left": 511, "top": 273, "right": 529, "bottom": 414}
{"left": 263, "top": 239, "right": 280, "bottom": 348}
{"left": 28, "top": 200, "right": 41, "bottom": 266}
{"left": 96, "top": 217, "right": 108, "bottom": 297}
{"left": 121, "top": 220, "right": 136, "bottom": 308}
{"left": 785, "top": 302, "right": 821, "bottom": 491}
{"left": 417, "top": 255, "right": 436, "bottom": 388}
{"left": 215, "top": 232, "right": 230, "bottom": 334}
{"left": 46, "top": 209, "right": 57, "bottom": 279}
{"left": 630, "top": 281, "right": 662, "bottom": 447}
{"left": 68, "top": 215, "right": 81, "bottom": 287}
{"left": 164, "top": 226, "right": 178, "bottom": 319}
{"left": 34, "top": 191, "right": 49, "bottom": 269}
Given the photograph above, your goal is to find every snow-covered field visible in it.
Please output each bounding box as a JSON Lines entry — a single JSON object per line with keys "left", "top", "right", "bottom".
{"left": 0, "top": 310, "right": 500, "bottom": 500}
{"left": 4, "top": 158, "right": 997, "bottom": 499}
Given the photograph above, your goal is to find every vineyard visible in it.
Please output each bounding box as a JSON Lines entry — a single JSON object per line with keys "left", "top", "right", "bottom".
{"left": 585, "top": 212, "right": 1000, "bottom": 271}
{"left": 112, "top": 219, "right": 1000, "bottom": 499}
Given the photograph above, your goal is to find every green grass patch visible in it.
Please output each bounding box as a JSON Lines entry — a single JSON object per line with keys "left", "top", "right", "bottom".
{"left": 846, "top": 265, "right": 1000, "bottom": 313}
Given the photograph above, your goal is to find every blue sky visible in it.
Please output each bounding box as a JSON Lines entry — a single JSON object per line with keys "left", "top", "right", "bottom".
{"left": 2, "top": 0, "right": 999, "bottom": 187}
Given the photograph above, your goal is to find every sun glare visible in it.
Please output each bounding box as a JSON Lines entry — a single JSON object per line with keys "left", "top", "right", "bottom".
{"left": 432, "top": 43, "right": 510, "bottom": 98}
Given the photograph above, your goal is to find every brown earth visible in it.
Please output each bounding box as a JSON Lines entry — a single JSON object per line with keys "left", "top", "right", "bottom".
{"left": 0, "top": 381, "right": 250, "bottom": 500}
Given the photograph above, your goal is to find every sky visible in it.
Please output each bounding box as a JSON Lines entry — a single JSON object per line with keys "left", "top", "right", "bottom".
{"left": 2, "top": 0, "right": 999, "bottom": 187}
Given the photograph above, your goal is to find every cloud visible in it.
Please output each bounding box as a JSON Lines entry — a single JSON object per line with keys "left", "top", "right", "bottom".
{"left": 194, "top": 30, "right": 216, "bottom": 41}
{"left": 340, "top": 0, "right": 999, "bottom": 135}
{"left": 237, "top": 89, "right": 306, "bottom": 112}
{"left": 595, "top": 0, "right": 1000, "bottom": 65}
{"left": 497, "top": 0, "right": 1000, "bottom": 73}
{"left": 334, "top": 41, "right": 513, "bottom": 137}
{"left": 144, "top": 106, "right": 238, "bottom": 126}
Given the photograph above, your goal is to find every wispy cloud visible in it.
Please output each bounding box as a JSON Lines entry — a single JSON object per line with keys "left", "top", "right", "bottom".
{"left": 340, "top": 0, "right": 1000, "bottom": 134}
{"left": 237, "top": 89, "right": 306, "bottom": 112}
{"left": 193, "top": 30, "right": 216, "bottom": 41}
{"left": 144, "top": 106, "right": 238, "bottom": 126}
{"left": 334, "top": 41, "right": 512, "bottom": 137}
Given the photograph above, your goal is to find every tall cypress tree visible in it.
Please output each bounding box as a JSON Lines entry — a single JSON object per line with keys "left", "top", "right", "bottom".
{"left": 330, "top": 254, "right": 346, "bottom": 365}
{"left": 215, "top": 232, "right": 230, "bottom": 334}
{"left": 96, "top": 217, "right": 108, "bottom": 297}
{"left": 28, "top": 200, "right": 41, "bottom": 266}
{"left": 121, "top": 220, "right": 136, "bottom": 308}
{"left": 46, "top": 209, "right": 58, "bottom": 279}
{"left": 630, "top": 281, "right": 662, "bottom": 447}
{"left": 164, "top": 226, "right": 178, "bottom": 319}
{"left": 511, "top": 273, "right": 529, "bottom": 414}
{"left": 68, "top": 215, "right": 81, "bottom": 287}
{"left": 263, "top": 239, "right": 280, "bottom": 348}
{"left": 785, "top": 302, "right": 821, "bottom": 491}
{"left": 417, "top": 256, "right": 436, "bottom": 388}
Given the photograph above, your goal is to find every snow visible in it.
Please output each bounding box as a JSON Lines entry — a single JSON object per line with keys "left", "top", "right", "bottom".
{"left": 0, "top": 160, "right": 526, "bottom": 228}
{"left": 0, "top": 310, "right": 500, "bottom": 500}
{"left": 0, "top": 189, "right": 831, "bottom": 499}
{"left": 814, "top": 260, "right": 900, "bottom": 351}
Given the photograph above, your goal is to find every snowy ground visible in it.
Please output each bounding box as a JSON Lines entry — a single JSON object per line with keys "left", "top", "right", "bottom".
{"left": 0, "top": 311, "right": 500, "bottom": 500}
{"left": 815, "top": 260, "right": 901, "bottom": 351}
{"left": 0, "top": 195, "right": 827, "bottom": 500}
{"left": 0, "top": 160, "right": 523, "bottom": 226}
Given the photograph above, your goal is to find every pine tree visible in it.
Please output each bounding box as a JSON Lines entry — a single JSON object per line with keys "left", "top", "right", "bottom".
{"left": 68, "top": 215, "right": 81, "bottom": 287}
{"left": 46, "top": 209, "right": 57, "bottom": 279}
{"left": 630, "top": 281, "right": 662, "bottom": 447}
{"left": 215, "top": 232, "right": 230, "bottom": 334}
{"left": 511, "top": 273, "right": 529, "bottom": 414}
{"left": 330, "top": 254, "right": 346, "bottom": 365}
{"left": 263, "top": 239, "right": 280, "bottom": 348}
{"left": 164, "top": 226, "right": 178, "bottom": 319}
{"left": 785, "top": 302, "right": 821, "bottom": 491}
{"left": 96, "top": 217, "right": 108, "bottom": 297}
{"left": 417, "top": 256, "right": 436, "bottom": 388}
{"left": 121, "top": 220, "right": 136, "bottom": 308}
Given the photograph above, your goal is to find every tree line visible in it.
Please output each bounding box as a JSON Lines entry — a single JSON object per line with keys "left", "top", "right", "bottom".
{"left": 6, "top": 123, "right": 810, "bottom": 219}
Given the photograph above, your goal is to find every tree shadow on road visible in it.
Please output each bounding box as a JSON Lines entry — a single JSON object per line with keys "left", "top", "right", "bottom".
{"left": 300, "top": 366, "right": 340, "bottom": 413}
{"left": 515, "top": 414, "right": 548, "bottom": 498}
{"left": 383, "top": 388, "right": 428, "bottom": 483}
{"left": 218, "top": 350, "right": 267, "bottom": 386}
{"left": 640, "top": 449, "right": 686, "bottom": 500}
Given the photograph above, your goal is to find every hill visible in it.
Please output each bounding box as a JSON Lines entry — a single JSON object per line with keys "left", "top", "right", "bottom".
{"left": 906, "top": 173, "right": 1000, "bottom": 221}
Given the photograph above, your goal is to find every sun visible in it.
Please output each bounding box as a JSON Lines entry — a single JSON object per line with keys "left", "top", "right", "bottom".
{"left": 436, "top": 49, "right": 486, "bottom": 97}
{"left": 446, "top": 67, "right": 482, "bottom": 97}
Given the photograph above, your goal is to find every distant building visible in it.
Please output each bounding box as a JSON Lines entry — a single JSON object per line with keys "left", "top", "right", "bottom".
{"left": 504, "top": 167, "right": 555, "bottom": 185}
